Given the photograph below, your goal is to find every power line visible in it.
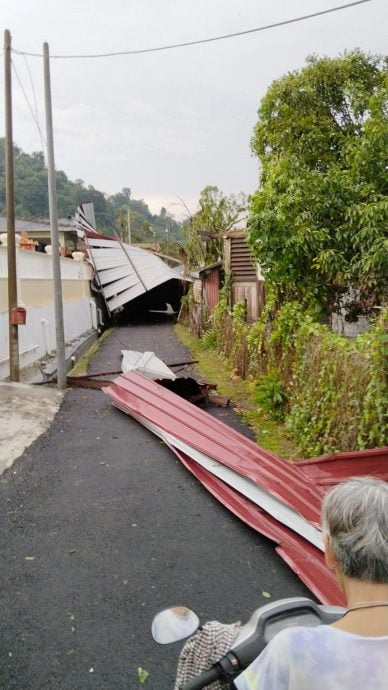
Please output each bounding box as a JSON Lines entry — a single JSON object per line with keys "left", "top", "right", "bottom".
{"left": 22, "top": 54, "right": 41, "bottom": 130}
{"left": 13, "top": 0, "right": 372, "bottom": 60}
{"left": 11, "top": 59, "right": 46, "bottom": 152}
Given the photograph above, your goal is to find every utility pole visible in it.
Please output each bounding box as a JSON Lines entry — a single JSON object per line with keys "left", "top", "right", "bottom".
{"left": 127, "top": 205, "right": 131, "bottom": 244}
{"left": 165, "top": 225, "right": 169, "bottom": 254}
{"left": 43, "top": 42, "right": 66, "bottom": 389}
{"left": 4, "top": 29, "right": 19, "bottom": 381}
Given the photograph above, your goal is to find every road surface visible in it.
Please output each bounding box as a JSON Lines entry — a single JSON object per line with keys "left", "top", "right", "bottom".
{"left": 0, "top": 316, "right": 310, "bottom": 689}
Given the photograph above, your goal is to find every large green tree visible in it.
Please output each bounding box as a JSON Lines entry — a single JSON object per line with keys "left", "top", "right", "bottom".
{"left": 248, "top": 50, "right": 388, "bottom": 318}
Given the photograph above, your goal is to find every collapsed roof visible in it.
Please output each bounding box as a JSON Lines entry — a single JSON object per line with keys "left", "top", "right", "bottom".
{"left": 74, "top": 202, "right": 188, "bottom": 315}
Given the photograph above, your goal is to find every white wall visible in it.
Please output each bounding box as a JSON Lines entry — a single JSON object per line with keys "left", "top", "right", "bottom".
{"left": 0, "top": 299, "right": 98, "bottom": 379}
{"left": 0, "top": 246, "right": 99, "bottom": 379}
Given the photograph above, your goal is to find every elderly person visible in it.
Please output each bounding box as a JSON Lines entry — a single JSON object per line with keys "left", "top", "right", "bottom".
{"left": 234, "top": 476, "right": 388, "bottom": 690}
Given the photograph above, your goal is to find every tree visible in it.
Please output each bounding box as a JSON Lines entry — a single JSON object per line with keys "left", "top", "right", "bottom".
{"left": 184, "top": 185, "right": 247, "bottom": 268}
{"left": 248, "top": 50, "right": 388, "bottom": 318}
{"left": 0, "top": 140, "right": 184, "bottom": 244}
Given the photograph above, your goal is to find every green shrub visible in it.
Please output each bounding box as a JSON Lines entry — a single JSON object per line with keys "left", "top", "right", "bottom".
{"left": 200, "top": 329, "right": 218, "bottom": 350}
{"left": 253, "top": 370, "right": 288, "bottom": 421}
{"left": 285, "top": 310, "right": 387, "bottom": 455}
{"left": 184, "top": 275, "right": 387, "bottom": 456}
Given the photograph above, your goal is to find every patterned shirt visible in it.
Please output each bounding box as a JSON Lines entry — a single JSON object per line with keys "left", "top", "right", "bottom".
{"left": 234, "top": 625, "right": 388, "bottom": 690}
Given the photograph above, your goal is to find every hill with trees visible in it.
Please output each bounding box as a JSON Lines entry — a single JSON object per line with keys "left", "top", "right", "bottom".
{"left": 0, "top": 139, "right": 182, "bottom": 250}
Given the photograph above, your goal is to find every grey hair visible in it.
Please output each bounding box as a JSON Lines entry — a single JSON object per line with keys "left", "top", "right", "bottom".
{"left": 321, "top": 476, "right": 388, "bottom": 583}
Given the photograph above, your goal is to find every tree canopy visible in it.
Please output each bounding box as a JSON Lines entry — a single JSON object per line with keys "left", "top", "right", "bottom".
{"left": 184, "top": 185, "right": 247, "bottom": 268}
{"left": 248, "top": 50, "right": 388, "bottom": 318}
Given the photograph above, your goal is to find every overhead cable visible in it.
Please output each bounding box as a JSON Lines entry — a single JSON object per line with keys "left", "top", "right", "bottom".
{"left": 13, "top": 1, "right": 372, "bottom": 60}
{"left": 11, "top": 59, "right": 46, "bottom": 152}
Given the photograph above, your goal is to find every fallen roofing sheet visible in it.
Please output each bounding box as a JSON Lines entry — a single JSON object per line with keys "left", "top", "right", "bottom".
{"left": 121, "top": 350, "right": 176, "bottom": 380}
{"left": 74, "top": 202, "right": 187, "bottom": 314}
{"left": 104, "top": 371, "right": 388, "bottom": 604}
{"left": 85, "top": 235, "right": 184, "bottom": 313}
{"left": 110, "top": 400, "right": 323, "bottom": 551}
{"left": 297, "top": 447, "right": 388, "bottom": 493}
{"left": 171, "top": 448, "right": 343, "bottom": 606}
{"left": 105, "top": 372, "right": 323, "bottom": 524}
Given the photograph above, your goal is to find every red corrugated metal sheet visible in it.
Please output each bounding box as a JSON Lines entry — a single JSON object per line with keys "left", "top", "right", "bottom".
{"left": 297, "top": 448, "right": 388, "bottom": 494}
{"left": 203, "top": 269, "right": 220, "bottom": 311}
{"left": 104, "top": 371, "right": 388, "bottom": 604}
{"left": 105, "top": 372, "right": 322, "bottom": 525}
{"left": 169, "top": 445, "right": 344, "bottom": 605}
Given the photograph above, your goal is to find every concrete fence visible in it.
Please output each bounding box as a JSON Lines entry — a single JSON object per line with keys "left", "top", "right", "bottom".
{"left": 0, "top": 247, "right": 99, "bottom": 379}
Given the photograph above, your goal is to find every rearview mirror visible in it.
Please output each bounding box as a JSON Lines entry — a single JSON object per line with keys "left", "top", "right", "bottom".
{"left": 152, "top": 606, "right": 200, "bottom": 644}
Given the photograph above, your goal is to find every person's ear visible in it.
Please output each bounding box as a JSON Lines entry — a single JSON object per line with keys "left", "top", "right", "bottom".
{"left": 323, "top": 533, "right": 337, "bottom": 571}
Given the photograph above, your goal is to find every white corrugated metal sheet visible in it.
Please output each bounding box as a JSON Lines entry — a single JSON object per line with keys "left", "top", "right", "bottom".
{"left": 121, "top": 350, "right": 176, "bottom": 380}
{"left": 86, "top": 236, "right": 183, "bottom": 314}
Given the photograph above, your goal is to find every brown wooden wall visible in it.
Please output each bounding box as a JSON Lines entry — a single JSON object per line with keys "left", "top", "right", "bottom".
{"left": 232, "top": 281, "right": 265, "bottom": 323}
{"left": 229, "top": 235, "right": 257, "bottom": 281}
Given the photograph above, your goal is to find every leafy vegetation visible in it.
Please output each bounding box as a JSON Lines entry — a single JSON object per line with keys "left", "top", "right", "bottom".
{"left": 175, "top": 323, "right": 298, "bottom": 458}
{"left": 0, "top": 139, "right": 182, "bottom": 250}
{"left": 248, "top": 50, "right": 388, "bottom": 320}
{"left": 252, "top": 371, "right": 288, "bottom": 422}
{"left": 176, "top": 51, "right": 387, "bottom": 457}
{"left": 136, "top": 667, "right": 149, "bottom": 687}
{"left": 183, "top": 185, "right": 246, "bottom": 268}
{"left": 181, "top": 295, "right": 387, "bottom": 457}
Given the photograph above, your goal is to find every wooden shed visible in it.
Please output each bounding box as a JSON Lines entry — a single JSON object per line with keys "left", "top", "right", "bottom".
{"left": 223, "top": 230, "right": 264, "bottom": 322}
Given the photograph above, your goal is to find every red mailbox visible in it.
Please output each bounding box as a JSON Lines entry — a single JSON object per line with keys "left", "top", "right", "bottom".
{"left": 11, "top": 306, "right": 26, "bottom": 326}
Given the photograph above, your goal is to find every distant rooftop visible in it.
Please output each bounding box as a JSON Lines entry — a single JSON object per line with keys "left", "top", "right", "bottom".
{"left": 0, "top": 217, "right": 76, "bottom": 232}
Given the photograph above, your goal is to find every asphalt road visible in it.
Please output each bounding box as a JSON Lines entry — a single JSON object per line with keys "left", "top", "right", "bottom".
{"left": 0, "top": 316, "right": 310, "bottom": 690}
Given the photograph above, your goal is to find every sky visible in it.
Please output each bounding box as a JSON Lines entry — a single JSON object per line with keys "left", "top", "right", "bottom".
{"left": 0, "top": 0, "right": 387, "bottom": 219}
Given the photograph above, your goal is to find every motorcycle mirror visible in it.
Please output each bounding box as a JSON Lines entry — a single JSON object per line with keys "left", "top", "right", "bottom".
{"left": 152, "top": 606, "right": 200, "bottom": 644}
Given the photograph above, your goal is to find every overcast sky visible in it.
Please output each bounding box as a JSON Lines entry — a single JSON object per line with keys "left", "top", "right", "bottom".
{"left": 0, "top": 0, "right": 386, "bottom": 218}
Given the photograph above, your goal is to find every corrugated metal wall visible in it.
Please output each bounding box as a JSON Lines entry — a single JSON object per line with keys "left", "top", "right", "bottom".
{"left": 203, "top": 269, "right": 220, "bottom": 310}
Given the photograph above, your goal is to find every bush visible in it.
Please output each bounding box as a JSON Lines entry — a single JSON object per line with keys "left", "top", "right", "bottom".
{"left": 189, "top": 284, "right": 387, "bottom": 456}
{"left": 285, "top": 310, "right": 387, "bottom": 455}
{"left": 253, "top": 370, "right": 288, "bottom": 421}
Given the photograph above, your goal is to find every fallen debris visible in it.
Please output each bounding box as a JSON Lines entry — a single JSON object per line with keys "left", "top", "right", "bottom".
{"left": 121, "top": 350, "right": 176, "bottom": 380}
{"left": 158, "top": 377, "right": 229, "bottom": 407}
{"left": 75, "top": 202, "right": 188, "bottom": 315}
{"left": 67, "top": 350, "right": 227, "bottom": 406}
{"left": 104, "top": 370, "right": 388, "bottom": 605}
{"left": 67, "top": 376, "right": 111, "bottom": 390}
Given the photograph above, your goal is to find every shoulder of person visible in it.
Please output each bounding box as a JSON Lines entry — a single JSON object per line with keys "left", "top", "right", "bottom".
{"left": 267, "top": 624, "right": 335, "bottom": 649}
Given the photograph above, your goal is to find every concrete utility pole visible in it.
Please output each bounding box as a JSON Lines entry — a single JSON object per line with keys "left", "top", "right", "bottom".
{"left": 4, "top": 29, "right": 19, "bottom": 381}
{"left": 43, "top": 42, "right": 66, "bottom": 389}
{"left": 127, "top": 205, "right": 131, "bottom": 244}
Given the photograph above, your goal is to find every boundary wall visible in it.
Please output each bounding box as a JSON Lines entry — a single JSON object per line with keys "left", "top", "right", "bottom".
{"left": 0, "top": 247, "right": 99, "bottom": 379}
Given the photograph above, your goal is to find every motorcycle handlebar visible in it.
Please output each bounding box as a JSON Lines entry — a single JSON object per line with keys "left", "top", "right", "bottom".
{"left": 181, "top": 666, "right": 220, "bottom": 690}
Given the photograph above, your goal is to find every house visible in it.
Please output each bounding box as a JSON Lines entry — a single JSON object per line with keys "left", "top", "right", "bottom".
{"left": 192, "top": 230, "right": 264, "bottom": 332}
{"left": 0, "top": 217, "right": 82, "bottom": 256}
{"left": 0, "top": 240, "right": 98, "bottom": 380}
